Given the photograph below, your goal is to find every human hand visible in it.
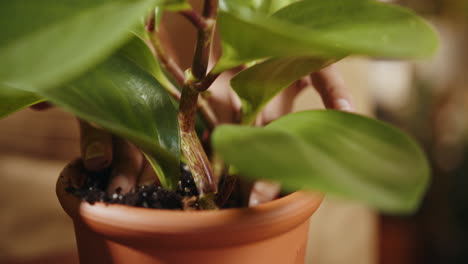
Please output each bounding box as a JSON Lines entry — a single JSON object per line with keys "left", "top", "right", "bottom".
{"left": 30, "top": 103, "right": 156, "bottom": 195}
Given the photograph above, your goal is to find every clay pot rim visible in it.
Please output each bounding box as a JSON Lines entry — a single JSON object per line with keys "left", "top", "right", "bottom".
{"left": 57, "top": 164, "right": 323, "bottom": 245}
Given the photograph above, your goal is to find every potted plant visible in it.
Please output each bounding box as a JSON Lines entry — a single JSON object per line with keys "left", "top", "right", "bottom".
{"left": 0, "top": 0, "right": 437, "bottom": 263}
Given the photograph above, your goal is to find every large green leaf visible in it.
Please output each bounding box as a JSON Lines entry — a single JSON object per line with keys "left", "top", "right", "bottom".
{"left": 0, "top": 87, "right": 43, "bottom": 119}
{"left": 231, "top": 57, "right": 334, "bottom": 124}
{"left": 119, "top": 36, "right": 208, "bottom": 138}
{"left": 118, "top": 36, "right": 183, "bottom": 187}
{"left": 39, "top": 53, "right": 180, "bottom": 189}
{"left": 0, "top": 0, "right": 158, "bottom": 92}
{"left": 215, "top": 0, "right": 438, "bottom": 71}
{"left": 212, "top": 110, "right": 430, "bottom": 213}
{"left": 119, "top": 36, "right": 176, "bottom": 92}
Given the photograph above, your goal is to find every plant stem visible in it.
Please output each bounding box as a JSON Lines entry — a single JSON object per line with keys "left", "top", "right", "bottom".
{"left": 178, "top": 84, "right": 217, "bottom": 196}
{"left": 145, "top": 12, "right": 218, "bottom": 130}
{"left": 192, "top": 70, "right": 220, "bottom": 92}
{"left": 191, "top": 0, "right": 218, "bottom": 80}
{"left": 145, "top": 3, "right": 220, "bottom": 206}
{"left": 180, "top": 9, "right": 208, "bottom": 30}
{"left": 203, "top": 0, "right": 218, "bottom": 18}
{"left": 178, "top": 0, "right": 219, "bottom": 207}
{"left": 149, "top": 34, "right": 186, "bottom": 86}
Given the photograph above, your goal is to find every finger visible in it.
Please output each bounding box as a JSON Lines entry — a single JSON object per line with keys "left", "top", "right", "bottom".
{"left": 310, "top": 65, "right": 355, "bottom": 112}
{"left": 137, "top": 158, "right": 160, "bottom": 186}
{"left": 106, "top": 138, "right": 144, "bottom": 195}
{"left": 202, "top": 71, "right": 242, "bottom": 124}
{"left": 250, "top": 79, "right": 308, "bottom": 206}
{"left": 30, "top": 102, "right": 53, "bottom": 111}
{"left": 79, "top": 120, "right": 113, "bottom": 171}
{"left": 61, "top": 158, "right": 87, "bottom": 189}
{"left": 259, "top": 78, "right": 309, "bottom": 125}
{"left": 248, "top": 181, "right": 281, "bottom": 207}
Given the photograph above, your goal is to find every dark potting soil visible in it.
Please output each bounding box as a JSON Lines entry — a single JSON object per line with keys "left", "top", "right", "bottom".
{"left": 65, "top": 162, "right": 199, "bottom": 210}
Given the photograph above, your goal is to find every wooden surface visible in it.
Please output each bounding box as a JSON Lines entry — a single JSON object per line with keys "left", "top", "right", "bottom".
{"left": 2, "top": 252, "right": 78, "bottom": 264}
{"left": 0, "top": 108, "right": 79, "bottom": 160}
{"left": 0, "top": 109, "right": 79, "bottom": 263}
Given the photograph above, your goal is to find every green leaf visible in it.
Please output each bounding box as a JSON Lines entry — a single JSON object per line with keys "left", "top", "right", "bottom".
{"left": 262, "top": 0, "right": 301, "bottom": 14}
{"left": 118, "top": 36, "right": 183, "bottom": 187}
{"left": 215, "top": 0, "right": 438, "bottom": 71}
{"left": 231, "top": 57, "right": 334, "bottom": 124}
{"left": 160, "top": 0, "right": 190, "bottom": 11}
{"left": 155, "top": 7, "right": 165, "bottom": 28}
{"left": 130, "top": 1, "right": 188, "bottom": 42}
{"left": 0, "top": 0, "right": 157, "bottom": 92}
{"left": 118, "top": 36, "right": 208, "bottom": 139}
{"left": 119, "top": 36, "right": 176, "bottom": 92}
{"left": 220, "top": 0, "right": 299, "bottom": 15}
{"left": 39, "top": 52, "right": 180, "bottom": 190}
{"left": 0, "top": 87, "right": 43, "bottom": 119}
{"left": 212, "top": 110, "right": 430, "bottom": 213}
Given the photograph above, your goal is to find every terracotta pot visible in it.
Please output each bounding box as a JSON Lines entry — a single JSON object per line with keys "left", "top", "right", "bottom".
{"left": 57, "top": 166, "right": 323, "bottom": 264}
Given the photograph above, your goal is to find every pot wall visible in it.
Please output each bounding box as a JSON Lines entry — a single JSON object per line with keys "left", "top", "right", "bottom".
{"left": 73, "top": 218, "right": 311, "bottom": 264}
{"left": 57, "top": 168, "right": 323, "bottom": 264}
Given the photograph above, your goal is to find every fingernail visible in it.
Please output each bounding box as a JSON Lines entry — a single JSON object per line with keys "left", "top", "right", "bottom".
{"left": 335, "top": 99, "right": 354, "bottom": 112}
{"left": 85, "top": 141, "right": 105, "bottom": 160}
{"left": 84, "top": 141, "right": 112, "bottom": 171}
{"left": 138, "top": 161, "right": 159, "bottom": 186}
{"left": 249, "top": 198, "right": 260, "bottom": 207}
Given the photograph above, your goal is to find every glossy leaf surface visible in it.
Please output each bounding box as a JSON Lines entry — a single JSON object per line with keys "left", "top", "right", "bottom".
{"left": 119, "top": 36, "right": 176, "bottom": 92}
{"left": 216, "top": 0, "right": 438, "bottom": 71}
{"left": 212, "top": 110, "right": 430, "bottom": 213}
{"left": 39, "top": 53, "right": 180, "bottom": 189}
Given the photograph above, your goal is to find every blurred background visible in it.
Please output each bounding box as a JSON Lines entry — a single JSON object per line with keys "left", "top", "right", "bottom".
{"left": 1, "top": 0, "right": 467, "bottom": 263}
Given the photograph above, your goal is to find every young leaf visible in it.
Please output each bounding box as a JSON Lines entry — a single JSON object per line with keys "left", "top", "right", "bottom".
{"left": 231, "top": 57, "right": 334, "bottom": 124}
{"left": 0, "top": 0, "right": 157, "bottom": 92}
{"left": 0, "top": 87, "right": 43, "bottom": 118}
{"left": 212, "top": 110, "right": 430, "bottom": 213}
{"left": 215, "top": 0, "right": 438, "bottom": 71}
{"left": 39, "top": 53, "right": 181, "bottom": 190}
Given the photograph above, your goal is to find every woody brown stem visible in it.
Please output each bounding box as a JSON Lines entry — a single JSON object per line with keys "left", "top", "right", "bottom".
{"left": 191, "top": 0, "right": 218, "bottom": 80}
{"left": 203, "top": 0, "right": 218, "bottom": 18}
{"left": 145, "top": 11, "right": 218, "bottom": 130}
{"left": 178, "top": 84, "right": 217, "bottom": 197}
{"left": 192, "top": 71, "right": 220, "bottom": 92}
{"left": 180, "top": 9, "right": 208, "bottom": 29}
{"left": 178, "top": 0, "right": 219, "bottom": 207}
{"left": 144, "top": 2, "right": 219, "bottom": 207}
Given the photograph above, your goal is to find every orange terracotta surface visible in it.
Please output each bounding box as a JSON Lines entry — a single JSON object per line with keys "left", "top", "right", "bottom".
{"left": 57, "top": 167, "right": 323, "bottom": 264}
